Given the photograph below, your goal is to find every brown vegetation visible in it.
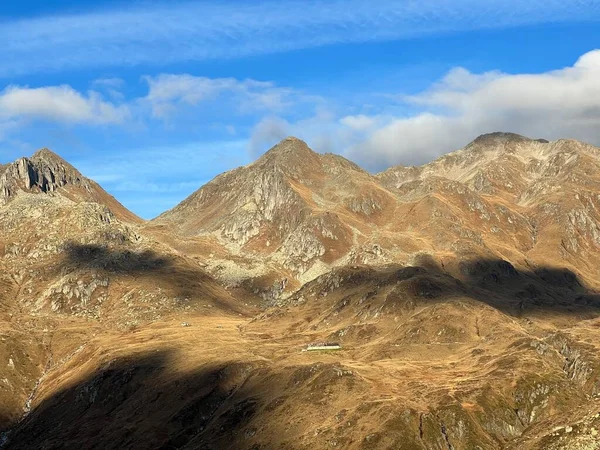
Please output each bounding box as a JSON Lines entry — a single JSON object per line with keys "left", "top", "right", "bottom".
{"left": 1, "top": 134, "right": 600, "bottom": 449}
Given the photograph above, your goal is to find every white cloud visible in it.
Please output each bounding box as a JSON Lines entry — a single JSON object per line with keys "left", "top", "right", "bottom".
{"left": 143, "top": 74, "right": 302, "bottom": 118}
{"left": 243, "top": 49, "right": 600, "bottom": 169}
{"left": 339, "top": 115, "right": 378, "bottom": 132}
{"left": 0, "top": 85, "right": 130, "bottom": 124}
{"left": 0, "top": 74, "right": 311, "bottom": 143}
{"left": 91, "top": 78, "right": 126, "bottom": 101}
{"left": 1, "top": 0, "right": 598, "bottom": 76}
{"left": 345, "top": 49, "right": 600, "bottom": 168}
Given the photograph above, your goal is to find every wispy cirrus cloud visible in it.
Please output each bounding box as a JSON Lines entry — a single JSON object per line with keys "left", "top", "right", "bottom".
{"left": 0, "top": 119, "right": 20, "bottom": 142}
{"left": 1, "top": 0, "right": 599, "bottom": 76}
{"left": 91, "top": 77, "right": 125, "bottom": 89}
{"left": 90, "top": 77, "right": 126, "bottom": 101}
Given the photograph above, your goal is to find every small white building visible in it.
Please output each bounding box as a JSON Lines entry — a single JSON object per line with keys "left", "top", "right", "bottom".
{"left": 303, "top": 342, "right": 341, "bottom": 351}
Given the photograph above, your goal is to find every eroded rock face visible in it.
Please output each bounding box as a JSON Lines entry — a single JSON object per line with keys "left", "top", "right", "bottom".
{"left": 0, "top": 149, "right": 92, "bottom": 203}
{"left": 0, "top": 148, "right": 141, "bottom": 226}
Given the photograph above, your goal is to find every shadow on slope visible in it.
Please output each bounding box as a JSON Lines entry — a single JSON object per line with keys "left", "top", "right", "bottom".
{"left": 2, "top": 351, "right": 277, "bottom": 450}
{"left": 56, "top": 242, "right": 251, "bottom": 315}
{"left": 454, "top": 257, "right": 600, "bottom": 316}
{"left": 63, "top": 242, "right": 171, "bottom": 273}
{"left": 282, "top": 256, "right": 600, "bottom": 320}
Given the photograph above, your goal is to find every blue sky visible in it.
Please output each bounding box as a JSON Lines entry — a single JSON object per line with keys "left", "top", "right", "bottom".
{"left": 1, "top": 1, "right": 599, "bottom": 218}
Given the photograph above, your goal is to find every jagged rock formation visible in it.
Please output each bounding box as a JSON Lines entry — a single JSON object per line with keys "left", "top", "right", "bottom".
{"left": 0, "top": 148, "right": 140, "bottom": 223}
{"left": 1, "top": 149, "right": 92, "bottom": 199}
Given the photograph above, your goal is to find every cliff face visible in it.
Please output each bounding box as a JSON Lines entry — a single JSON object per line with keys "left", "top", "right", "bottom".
{"left": 0, "top": 149, "right": 92, "bottom": 202}
{"left": 0, "top": 148, "right": 141, "bottom": 224}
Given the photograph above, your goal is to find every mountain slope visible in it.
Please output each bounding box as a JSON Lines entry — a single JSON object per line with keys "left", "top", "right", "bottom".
{"left": 153, "top": 137, "right": 398, "bottom": 290}
{"left": 155, "top": 134, "right": 600, "bottom": 302}
{"left": 0, "top": 149, "right": 254, "bottom": 441}
{"left": 377, "top": 132, "right": 600, "bottom": 288}
{"left": 0, "top": 148, "right": 250, "bottom": 321}
{"left": 1, "top": 135, "right": 600, "bottom": 450}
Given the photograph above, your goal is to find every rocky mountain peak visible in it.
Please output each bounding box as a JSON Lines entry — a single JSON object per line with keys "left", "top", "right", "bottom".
{"left": 1, "top": 148, "right": 142, "bottom": 227}
{"left": 253, "top": 137, "right": 322, "bottom": 176}
{"left": 469, "top": 132, "right": 532, "bottom": 146}
{"left": 30, "top": 147, "right": 70, "bottom": 164}
{"left": 0, "top": 148, "right": 91, "bottom": 204}
{"left": 262, "top": 136, "right": 311, "bottom": 155}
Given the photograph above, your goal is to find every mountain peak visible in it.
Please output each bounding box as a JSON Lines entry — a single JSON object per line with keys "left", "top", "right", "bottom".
{"left": 32, "top": 147, "right": 58, "bottom": 158}
{"left": 1, "top": 148, "right": 142, "bottom": 223}
{"left": 30, "top": 147, "right": 82, "bottom": 172}
{"left": 261, "top": 136, "right": 313, "bottom": 157}
{"left": 31, "top": 147, "right": 65, "bottom": 161}
{"left": 1, "top": 148, "right": 89, "bottom": 203}
{"left": 254, "top": 136, "right": 322, "bottom": 175}
{"left": 282, "top": 136, "right": 305, "bottom": 143}
{"left": 470, "top": 132, "right": 532, "bottom": 146}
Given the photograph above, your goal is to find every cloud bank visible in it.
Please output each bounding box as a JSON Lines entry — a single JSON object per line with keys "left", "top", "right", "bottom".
{"left": 345, "top": 49, "right": 600, "bottom": 168}
{"left": 246, "top": 50, "right": 600, "bottom": 169}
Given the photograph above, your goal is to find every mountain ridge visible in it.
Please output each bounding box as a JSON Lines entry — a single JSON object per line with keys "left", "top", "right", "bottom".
{"left": 152, "top": 134, "right": 599, "bottom": 298}
{"left": 4, "top": 132, "right": 597, "bottom": 221}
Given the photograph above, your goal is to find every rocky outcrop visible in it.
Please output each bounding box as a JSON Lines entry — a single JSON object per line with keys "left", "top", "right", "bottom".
{"left": 0, "top": 149, "right": 92, "bottom": 203}
{"left": 0, "top": 148, "right": 141, "bottom": 224}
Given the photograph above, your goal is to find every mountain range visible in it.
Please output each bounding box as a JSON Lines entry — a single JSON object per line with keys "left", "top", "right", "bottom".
{"left": 1, "top": 133, "right": 599, "bottom": 449}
